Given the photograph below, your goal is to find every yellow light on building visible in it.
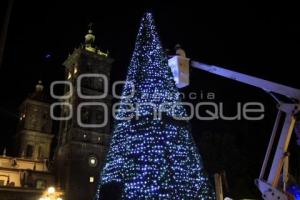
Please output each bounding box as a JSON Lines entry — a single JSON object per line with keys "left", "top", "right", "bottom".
{"left": 20, "top": 113, "right": 26, "bottom": 120}
{"left": 67, "top": 72, "right": 72, "bottom": 79}
{"left": 47, "top": 186, "right": 55, "bottom": 194}
{"left": 39, "top": 186, "right": 64, "bottom": 200}
{"left": 74, "top": 67, "right": 78, "bottom": 74}
{"left": 89, "top": 176, "right": 94, "bottom": 183}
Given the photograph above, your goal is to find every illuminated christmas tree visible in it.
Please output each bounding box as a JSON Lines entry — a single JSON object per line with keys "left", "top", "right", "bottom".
{"left": 96, "top": 12, "right": 215, "bottom": 200}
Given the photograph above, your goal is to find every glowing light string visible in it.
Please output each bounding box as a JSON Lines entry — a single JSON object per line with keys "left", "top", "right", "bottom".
{"left": 96, "top": 12, "right": 215, "bottom": 200}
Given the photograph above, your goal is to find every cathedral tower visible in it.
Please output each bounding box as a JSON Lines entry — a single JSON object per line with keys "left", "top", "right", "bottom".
{"left": 55, "top": 26, "right": 113, "bottom": 200}
{"left": 16, "top": 81, "right": 54, "bottom": 160}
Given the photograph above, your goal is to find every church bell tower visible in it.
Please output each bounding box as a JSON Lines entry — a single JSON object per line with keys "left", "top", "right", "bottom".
{"left": 16, "top": 81, "right": 54, "bottom": 160}
{"left": 55, "top": 26, "right": 113, "bottom": 200}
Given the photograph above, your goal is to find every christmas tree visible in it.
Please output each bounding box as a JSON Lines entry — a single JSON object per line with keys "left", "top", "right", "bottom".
{"left": 96, "top": 12, "right": 215, "bottom": 200}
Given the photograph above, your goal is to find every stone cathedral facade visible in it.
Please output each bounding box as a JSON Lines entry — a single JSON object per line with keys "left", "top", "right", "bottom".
{"left": 0, "top": 81, "right": 56, "bottom": 199}
{"left": 0, "top": 28, "right": 113, "bottom": 200}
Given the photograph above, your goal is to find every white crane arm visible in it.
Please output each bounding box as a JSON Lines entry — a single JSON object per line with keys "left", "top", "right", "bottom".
{"left": 190, "top": 60, "right": 300, "bottom": 102}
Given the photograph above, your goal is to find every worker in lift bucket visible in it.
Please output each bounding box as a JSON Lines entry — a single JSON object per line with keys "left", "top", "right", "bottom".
{"left": 175, "top": 44, "right": 186, "bottom": 58}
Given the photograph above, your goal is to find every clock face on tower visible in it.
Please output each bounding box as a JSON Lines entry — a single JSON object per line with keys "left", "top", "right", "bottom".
{"left": 88, "top": 155, "right": 98, "bottom": 167}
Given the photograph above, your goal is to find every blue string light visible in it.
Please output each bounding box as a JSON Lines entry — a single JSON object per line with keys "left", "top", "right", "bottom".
{"left": 96, "top": 12, "right": 215, "bottom": 200}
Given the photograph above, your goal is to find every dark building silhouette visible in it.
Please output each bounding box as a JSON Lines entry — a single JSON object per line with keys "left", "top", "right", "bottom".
{"left": 54, "top": 27, "right": 113, "bottom": 200}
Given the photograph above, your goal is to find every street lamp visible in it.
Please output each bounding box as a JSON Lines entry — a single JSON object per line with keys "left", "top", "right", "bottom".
{"left": 47, "top": 186, "right": 55, "bottom": 194}
{"left": 39, "top": 186, "right": 64, "bottom": 200}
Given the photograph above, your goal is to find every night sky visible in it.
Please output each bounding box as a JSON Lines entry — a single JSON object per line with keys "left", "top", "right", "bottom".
{"left": 0, "top": 1, "right": 299, "bottom": 198}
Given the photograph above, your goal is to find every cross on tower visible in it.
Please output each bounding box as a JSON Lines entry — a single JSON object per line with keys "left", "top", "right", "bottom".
{"left": 88, "top": 22, "right": 94, "bottom": 31}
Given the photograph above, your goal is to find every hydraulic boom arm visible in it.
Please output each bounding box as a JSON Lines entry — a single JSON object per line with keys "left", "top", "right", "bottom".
{"left": 169, "top": 55, "right": 300, "bottom": 199}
